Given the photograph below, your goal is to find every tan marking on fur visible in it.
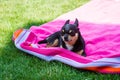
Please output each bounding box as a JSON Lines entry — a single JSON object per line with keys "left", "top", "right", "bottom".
{"left": 77, "top": 50, "right": 83, "bottom": 55}
{"left": 65, "top": 33, "right": 78, "bottom": 46}
{"left": 46, "top": 39, "right": 58, "bottom": 48}
{"left": 69, "top": 30, "right": 72, "bottom": 33}
{"left": 62, "top": 30, "right": 64, "bottom": 33}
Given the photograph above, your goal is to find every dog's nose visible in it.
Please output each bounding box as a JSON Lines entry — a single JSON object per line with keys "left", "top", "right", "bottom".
{"left": 64, "top": 37, "right": 68, "bottom": 41}
{"left": 64, "top": 35, "right": 68, "bottom": 41}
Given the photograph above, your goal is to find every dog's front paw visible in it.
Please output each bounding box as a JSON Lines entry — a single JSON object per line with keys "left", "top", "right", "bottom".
{"left": 77, "top": 50, "right": 83, "bottom": 55}
{"left": 76, "top": 50, "right": 86, "bottom": 56}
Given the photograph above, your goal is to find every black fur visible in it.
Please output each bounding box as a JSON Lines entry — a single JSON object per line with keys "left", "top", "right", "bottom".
{"left": 38, "top": 19, "right": 86, "bottom": 56}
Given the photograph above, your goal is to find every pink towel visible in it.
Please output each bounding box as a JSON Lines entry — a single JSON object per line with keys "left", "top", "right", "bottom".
{"left": 13, "top": 0, "right": 120, "bottom": 74}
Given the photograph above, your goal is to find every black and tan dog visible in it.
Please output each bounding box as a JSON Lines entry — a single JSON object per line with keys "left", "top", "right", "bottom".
{"left": 38, "top": 19, "right": 86, "bottom": 56}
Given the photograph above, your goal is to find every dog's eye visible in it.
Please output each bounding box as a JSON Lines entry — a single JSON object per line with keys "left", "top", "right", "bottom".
{"left": 69, "top": 30, "right": 72, "bottom": 33}
{"left": 62, "top": 30, "right": 64, "bottom": 33}
{"left": 61, "top": 30, "right": 65, "bottom": 36}
{"left": 69, "top": 30, "right": 75, "bottom": 36}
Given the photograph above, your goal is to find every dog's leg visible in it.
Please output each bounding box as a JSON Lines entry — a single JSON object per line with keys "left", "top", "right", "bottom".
{"left": 76, "top": 49, "right": 83, "bottom": 55}
{"left": 38, "top": 39, "right": 47, "bottom": 44}
{"left": 46, "top": 39, "right": 58, "bottom": 47}
{"left": 77, "top": 50, "right": 86, "bottom": 56}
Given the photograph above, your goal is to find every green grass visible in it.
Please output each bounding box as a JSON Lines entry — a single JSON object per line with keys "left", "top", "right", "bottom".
{"left": 0, "top": 0, "right": 119, "bottom": 80}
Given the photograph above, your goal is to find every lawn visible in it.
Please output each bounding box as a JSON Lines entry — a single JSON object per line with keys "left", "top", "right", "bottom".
{"left": 0, "top": 0, "right": 119, "bottom": 80}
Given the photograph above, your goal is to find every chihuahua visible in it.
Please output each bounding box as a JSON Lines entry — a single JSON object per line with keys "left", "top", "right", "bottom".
{"left": 38, "top": 19, "right": 86, "bottom": 56}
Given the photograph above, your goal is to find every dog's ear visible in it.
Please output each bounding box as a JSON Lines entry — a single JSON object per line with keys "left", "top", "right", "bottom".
{"left": 74, "top": 18, "right": 79, "bottom": 27}
{"left": 64, "top": 20, "right": 70, "bottom": 26}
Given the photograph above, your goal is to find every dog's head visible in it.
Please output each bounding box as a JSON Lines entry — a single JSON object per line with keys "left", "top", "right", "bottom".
{"left": 61, "top": 19, "right": 80, "bottom": 45}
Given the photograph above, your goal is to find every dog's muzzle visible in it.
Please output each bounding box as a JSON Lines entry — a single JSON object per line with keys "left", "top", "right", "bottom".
{"left": 64, "top": 34, "right": 71, "bottom": 42}
{"left": 64, "top": 36, "right": 68, "bottom": 41}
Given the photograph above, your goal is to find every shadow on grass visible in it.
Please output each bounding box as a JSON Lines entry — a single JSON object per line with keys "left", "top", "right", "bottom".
{"left": 0, "top": 20, "right": 51, "bottom": 79}
{"left": 0, "top": 19, "right": 49, "bottom": 61}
